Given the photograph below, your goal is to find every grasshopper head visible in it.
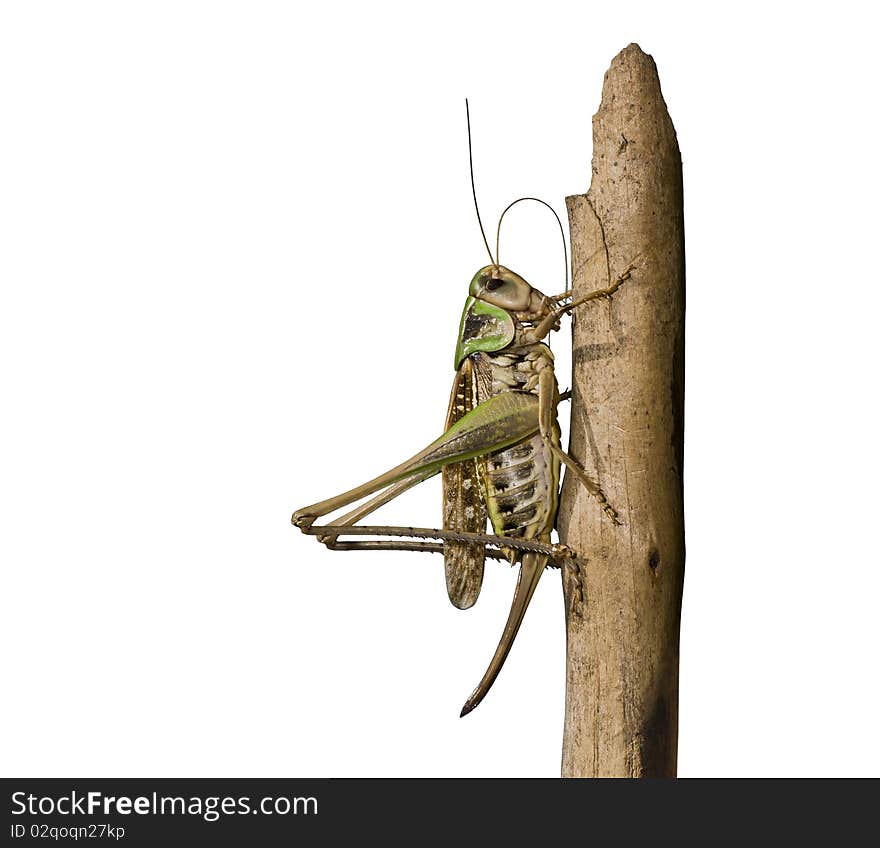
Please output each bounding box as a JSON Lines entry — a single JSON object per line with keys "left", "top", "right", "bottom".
{"left": 469, "top": 265, "right": 548, "bottom": 317}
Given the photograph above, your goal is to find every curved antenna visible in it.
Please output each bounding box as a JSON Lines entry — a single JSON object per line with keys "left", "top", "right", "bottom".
{"left": 465, "top": 100, "right": 497, "bottom": 267}
{"left": 495, "top": 197, "right": 569, "bottom": 290}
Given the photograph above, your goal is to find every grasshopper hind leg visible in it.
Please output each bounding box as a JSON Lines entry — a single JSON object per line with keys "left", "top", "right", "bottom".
{"left": 292, "top": 391, "right": 541, "bottom": 529}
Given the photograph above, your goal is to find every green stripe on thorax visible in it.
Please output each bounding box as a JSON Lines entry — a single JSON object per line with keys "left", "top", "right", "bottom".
{"left": 454, "top": 297, "right": 515, "bottom": 369}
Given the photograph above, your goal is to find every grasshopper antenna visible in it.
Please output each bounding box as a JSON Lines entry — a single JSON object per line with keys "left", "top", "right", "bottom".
{"left": 496, "top": 197, "right": 569, "bottom": 291}
{"left": 466, "top": 99, "right": 497, "bottom": 268}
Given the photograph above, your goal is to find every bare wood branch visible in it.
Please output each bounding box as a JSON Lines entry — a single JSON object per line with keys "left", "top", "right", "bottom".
{"left": 558, "top": 43, "right": 685, "bottom": 778}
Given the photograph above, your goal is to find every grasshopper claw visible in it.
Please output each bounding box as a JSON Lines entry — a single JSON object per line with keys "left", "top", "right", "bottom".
{"left": 291, "top": 511, "right": 316, "bottom": 530}
{"left": 551, "top": 543, "right": 576, "bottom": 561}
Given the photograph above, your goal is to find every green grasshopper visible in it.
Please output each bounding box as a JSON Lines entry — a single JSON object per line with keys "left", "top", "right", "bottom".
{"left": 292, "top": 102, "right": 630, "bottom": 716}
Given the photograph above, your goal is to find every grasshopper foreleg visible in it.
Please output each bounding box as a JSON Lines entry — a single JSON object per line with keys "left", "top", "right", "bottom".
{"left": 530, "top": 260, "right": 638, "bottom": 341}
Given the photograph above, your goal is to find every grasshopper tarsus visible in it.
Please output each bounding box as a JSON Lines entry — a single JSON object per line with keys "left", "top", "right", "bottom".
{"left": 291, "top": 511, "right": 316, "bottom": 530}
{"left": 602, "top": 504, "right": 622, "bottom": 526}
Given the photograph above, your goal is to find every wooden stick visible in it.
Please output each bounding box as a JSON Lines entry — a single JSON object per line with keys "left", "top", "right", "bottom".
{"left": 558, "top": 44, "right": 685, "bottom": 778}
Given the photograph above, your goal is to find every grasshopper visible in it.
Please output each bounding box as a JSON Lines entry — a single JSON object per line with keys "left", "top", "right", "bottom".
{"left": 292, "top": 102, "right": 630, "bottom": 716}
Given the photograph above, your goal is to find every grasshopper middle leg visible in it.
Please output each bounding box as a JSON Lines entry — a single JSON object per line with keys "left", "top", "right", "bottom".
{"left": 538, "top": 369, "right": 621, "bottom": 524}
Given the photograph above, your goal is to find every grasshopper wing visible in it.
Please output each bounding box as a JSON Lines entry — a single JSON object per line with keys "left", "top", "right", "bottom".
{"left": 442, "top": 357, "right": 488, "bottom": 609}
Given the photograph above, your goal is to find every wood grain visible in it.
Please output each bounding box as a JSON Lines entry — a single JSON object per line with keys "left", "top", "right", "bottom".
{"left": 558, "top": 43, "right": 685, "bottom": 778}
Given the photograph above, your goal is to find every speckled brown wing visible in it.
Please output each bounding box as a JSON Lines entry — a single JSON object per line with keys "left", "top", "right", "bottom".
{"left": 442, "top": 357, "right": 487, "bottom": 610}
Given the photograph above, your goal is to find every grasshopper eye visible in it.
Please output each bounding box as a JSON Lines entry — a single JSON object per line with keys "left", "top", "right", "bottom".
{"left": 485, "top": 278, "right": 503, "bottom": 291}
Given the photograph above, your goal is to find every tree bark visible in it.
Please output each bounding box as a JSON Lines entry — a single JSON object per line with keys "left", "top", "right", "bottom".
{"left": 558, "top": 44, "right": 685, "bottom": 778}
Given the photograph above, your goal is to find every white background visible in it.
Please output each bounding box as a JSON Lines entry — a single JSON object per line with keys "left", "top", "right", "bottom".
{"left": 2, "top": 2, "right": 878, "bottom": 778}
